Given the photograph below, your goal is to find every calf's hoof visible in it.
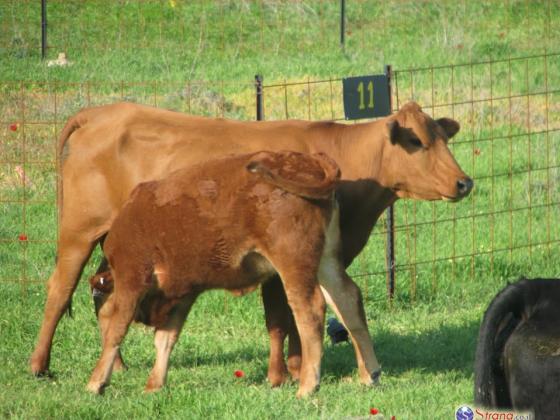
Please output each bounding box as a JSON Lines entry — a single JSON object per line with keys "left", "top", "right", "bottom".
{"left": 30, "top": 352, "right": 49, "bottom": 376}
{"left": 268, "top": 363, "right": 289, "bottom": 387}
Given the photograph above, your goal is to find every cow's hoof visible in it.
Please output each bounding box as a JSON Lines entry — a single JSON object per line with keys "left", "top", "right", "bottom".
{"left": 144, "top": 385, "right": 162, "bottom": 393}
{"left": 144, "top": 378, "right": 164, "bottom": 393}
{"left": 295, "top": 384, "right": 318, "bottom": 399}
{"left": 359, "top": 367, "right": 382, "bottom": 386}
{"left": 86, "top": 381, "right": 106, "bottom": 395}
{"left": 371, "top": 368, "right": 382, "bottom": 385}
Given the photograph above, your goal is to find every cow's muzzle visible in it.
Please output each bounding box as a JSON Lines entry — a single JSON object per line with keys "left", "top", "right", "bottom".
{"left": 456, "top": 177, "right": 474, "bottom": 198}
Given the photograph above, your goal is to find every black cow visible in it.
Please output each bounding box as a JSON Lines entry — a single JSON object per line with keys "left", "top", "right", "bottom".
{"left": 474, "top": 277, "right": 560, "bottom": 419}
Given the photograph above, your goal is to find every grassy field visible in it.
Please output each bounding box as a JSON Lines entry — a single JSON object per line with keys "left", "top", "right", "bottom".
{"left": 1, "top": 1, "right": 560, "bottom": 419}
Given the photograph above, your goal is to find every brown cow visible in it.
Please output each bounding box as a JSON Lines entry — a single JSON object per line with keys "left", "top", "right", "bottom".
{"left": 30, "top": 101, "right": 473, "bottom": 388}
{"left": 85, "top": 151, "right": 340, "bottom": 397}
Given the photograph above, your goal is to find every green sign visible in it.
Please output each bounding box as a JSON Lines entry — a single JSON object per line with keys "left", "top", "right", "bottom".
{"left": 343, "top": 75, "right": 390, "bottom": 120}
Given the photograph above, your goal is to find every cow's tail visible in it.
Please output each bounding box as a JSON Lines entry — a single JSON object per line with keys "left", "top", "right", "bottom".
{"left": 474, "top": 278, "right": 529, "bottom": 408}
{"left": 246, "top": 151, "right": 341, "bottom": 200}
{"left": 57, "top": 108, "right": 93, "bottom": 223}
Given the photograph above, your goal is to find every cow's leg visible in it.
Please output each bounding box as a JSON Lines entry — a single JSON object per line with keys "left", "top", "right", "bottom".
{"left": 318, "top": 263, "right": 381, "bottom": 385}
{"left": 87, "top": 287, "right": 139, "bottom": 394}
{"left": 30, "top": 234, "right": 97, "bottom": 375}
{"left": 286, "top": 316, "right": 302, "bottom": 380}
{"left": 277, "top": 270, "right": 325, "bottom": 398}
{"left": 145, "top": 294, "right": 198, "bottom": 392}
{"left": 31, "top": 170, "right": 113, "bottom": 376}
{"left": 263, "top": 276, "right": 303, "bottom": 384}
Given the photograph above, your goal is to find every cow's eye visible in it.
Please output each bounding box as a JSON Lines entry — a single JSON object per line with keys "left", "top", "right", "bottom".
{"left": 410, "top": 137, "right": 423, "bottom": 148}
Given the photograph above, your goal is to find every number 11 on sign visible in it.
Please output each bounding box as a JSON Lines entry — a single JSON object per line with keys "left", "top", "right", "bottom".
{"left": 357, "top": 81, "right": 374, "bottom": 110}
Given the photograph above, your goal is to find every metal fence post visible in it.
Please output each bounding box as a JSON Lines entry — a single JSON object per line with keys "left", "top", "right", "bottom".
{"left": 340, "top": 0, "right": 346, "bottom": 48}
{"left": 384, "top": 64, "right": 396, "bottom": 299}
{"left": 255, "top": 74, "right": 263, "bottom": 121}
{"left": 41, "top": 0, "right": 47, "bottom": 59}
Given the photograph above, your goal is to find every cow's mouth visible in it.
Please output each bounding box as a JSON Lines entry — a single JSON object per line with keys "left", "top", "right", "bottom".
{"left": 441, "top": 195, "right": 462, "bottom": 203}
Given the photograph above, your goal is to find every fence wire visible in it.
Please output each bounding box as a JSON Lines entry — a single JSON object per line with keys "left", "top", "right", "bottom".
{"left": 2, "top": 53, "right": 560, "bottom": 303}
{"left": 0, "top": 80, "right": 255, "bottom": 288}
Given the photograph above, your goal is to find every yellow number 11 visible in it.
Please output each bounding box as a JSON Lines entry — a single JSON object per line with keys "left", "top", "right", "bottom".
{"left": 357, "top": 81, "right": 374, "bottom": 110}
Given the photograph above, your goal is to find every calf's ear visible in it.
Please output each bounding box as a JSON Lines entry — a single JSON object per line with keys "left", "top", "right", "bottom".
{"left": 437, "top": 117, "right": 460, "bottom": 140}
{"left": 386, "top": 119, "right": 400, "bottom": 145}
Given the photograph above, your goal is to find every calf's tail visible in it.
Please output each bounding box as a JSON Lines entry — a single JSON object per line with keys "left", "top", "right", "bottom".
{"left": 246, "top": 151, "right": 341, "bottom": 200}
{"left": 474, "top": 278, "right": 529, "bottom": 408}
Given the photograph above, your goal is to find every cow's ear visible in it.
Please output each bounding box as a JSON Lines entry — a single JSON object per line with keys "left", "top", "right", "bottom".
{"left": 437, "top": 118, "right": 460, "bottom": 140}
{"left": 386, "top": 119, "right": 400, "bottom": 145}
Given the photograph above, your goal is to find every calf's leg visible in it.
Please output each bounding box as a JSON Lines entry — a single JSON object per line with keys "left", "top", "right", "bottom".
{"left": 277, "top": 270, "right": 325, "bottom": 398}
{"left": 93, "top": 256, "right": 127, "bottom": 372}
{"left": 145, "top": 294, "right": 199, "bottom": 392}
{"left": 87, "top": 288, "right": 140, "bottom": 394}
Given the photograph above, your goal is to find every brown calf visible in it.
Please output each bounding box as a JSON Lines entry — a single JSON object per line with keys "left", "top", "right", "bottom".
{"left": 31, "top": 101, "right": 472, "bottom": 388}
{"left": 86, "top": 151, "right": 340, "bottom": 397}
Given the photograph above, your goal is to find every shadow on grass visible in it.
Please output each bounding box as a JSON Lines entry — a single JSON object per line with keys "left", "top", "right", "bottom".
{"left": 322, "top": 319, "right": 480, "bottom": 380}
{"left": 145, "top": 316, "right": 480, "bottom": 384}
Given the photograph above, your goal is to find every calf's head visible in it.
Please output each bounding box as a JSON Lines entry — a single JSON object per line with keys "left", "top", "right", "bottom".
{"left": 382, "top": 102, "right": 473, "bottom": 202}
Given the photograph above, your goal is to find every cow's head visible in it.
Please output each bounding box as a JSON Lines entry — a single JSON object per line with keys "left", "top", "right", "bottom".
{"left": 382, "top": 102, "right": 473, "bottom": 202}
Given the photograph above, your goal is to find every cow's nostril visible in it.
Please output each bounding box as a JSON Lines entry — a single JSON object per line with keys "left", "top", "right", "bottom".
{"left": 457, "top": 177, "right": 474, "bottom": 196}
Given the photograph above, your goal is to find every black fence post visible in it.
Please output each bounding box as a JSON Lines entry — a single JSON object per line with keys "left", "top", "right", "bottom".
{"left": 255, "top": 74, "right": 263, "bottom": 121}
{"left": 340, "top": 0, "right": 346, "bottom": 48}
{"left": 384, "top": 64, "right": 396, "bottom": 300}
{"left": 41, "top": 0, "right": 47, "bottom": 59}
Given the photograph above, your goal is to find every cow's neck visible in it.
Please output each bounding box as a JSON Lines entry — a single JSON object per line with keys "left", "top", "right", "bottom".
{"left": 309, "top": 119, "right": 389, "bottom": 183}
{"left": 310, "top": 120, "right": 398, "bottom": 267}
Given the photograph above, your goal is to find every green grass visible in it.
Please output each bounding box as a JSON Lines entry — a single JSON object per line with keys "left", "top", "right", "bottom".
{"left": 1, "top": 0, "right": 560, "bottom": 418}
{"left": 1, "top": 0, "right": 559, "bottom": 82}
{"left": 0, "top": 276, "right": 482, "bottom": 420}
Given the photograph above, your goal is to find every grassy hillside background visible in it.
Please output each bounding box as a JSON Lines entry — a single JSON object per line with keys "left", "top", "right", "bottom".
{"left": 1, "top": 1, "right": 559, "bottom": 419}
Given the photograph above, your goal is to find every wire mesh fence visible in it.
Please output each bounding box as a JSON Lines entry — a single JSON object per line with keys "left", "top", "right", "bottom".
{"left": 260, "top": 53, "right": 560, "bottom": 302}
{"left": 0, "top": 79, "right": 256, "bottom": 289}
{"left": 1, "top": 52, "right": 560, "bottom": 302}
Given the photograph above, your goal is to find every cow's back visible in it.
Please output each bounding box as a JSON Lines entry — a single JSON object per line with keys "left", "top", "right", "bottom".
{"left": 64, "top": 102, "right": 315, "bottom": 172}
